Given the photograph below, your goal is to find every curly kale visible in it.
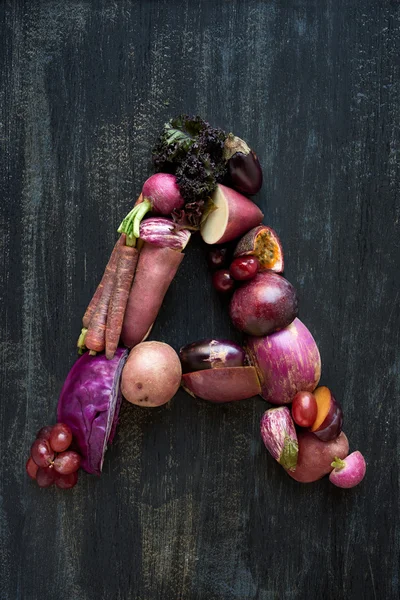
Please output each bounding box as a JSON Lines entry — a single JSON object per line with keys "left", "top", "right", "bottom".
{"left": 152, "top": 115, "right": 228, "bottom": 224}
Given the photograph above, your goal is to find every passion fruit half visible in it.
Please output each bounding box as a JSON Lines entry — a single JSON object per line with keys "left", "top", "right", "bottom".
{"left": 233, "top": 225, "right": 284, "bottom": 273}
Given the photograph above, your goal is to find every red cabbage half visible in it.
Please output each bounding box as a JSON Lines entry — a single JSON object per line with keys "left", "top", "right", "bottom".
{"left": 57, "top": 347, "right": 128, "bottom": 475}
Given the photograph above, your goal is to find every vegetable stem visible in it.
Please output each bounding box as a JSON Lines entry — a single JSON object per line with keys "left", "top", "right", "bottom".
{"left": 77, "top": 328, "right": 88, "bottom": 353}
{"left": 331, "top": 456, "right": 346, "bottom": 470}
{"left": 118, "top": 200, "right": 151, "bottom": 240}
{"left": 133, "top": 200, "right": 151, "bottom": 238}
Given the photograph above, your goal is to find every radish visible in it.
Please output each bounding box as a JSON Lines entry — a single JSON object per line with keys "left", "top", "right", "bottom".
{"left": 200, "top": 184, "right": 263, "bottom": 245}
{"left": 329, "top": 451, "right": 366, "bottom": 488}
{"left": 118, "top": 173, "right": 185, "bottom": 241}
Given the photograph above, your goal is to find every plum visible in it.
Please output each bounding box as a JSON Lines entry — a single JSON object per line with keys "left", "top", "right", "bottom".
{"left": 229, "top": 271, "right": 298, "bottom": 336}
{"left": 310, "top": 386, "right": 343, "bottom": 441}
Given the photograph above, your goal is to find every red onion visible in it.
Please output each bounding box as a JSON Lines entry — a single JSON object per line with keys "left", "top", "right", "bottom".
{"left": 118, "top": 173, "right": 185, "bottom": 241}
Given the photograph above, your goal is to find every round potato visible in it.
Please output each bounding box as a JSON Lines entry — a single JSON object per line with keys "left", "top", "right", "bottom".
{"left": 121, "top": 341, "right": 182, "bottom": 407}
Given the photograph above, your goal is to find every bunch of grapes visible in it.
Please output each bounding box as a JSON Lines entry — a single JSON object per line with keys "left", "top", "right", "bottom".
{"left": 26, "top": 423, "right": 81, "bottom": 489}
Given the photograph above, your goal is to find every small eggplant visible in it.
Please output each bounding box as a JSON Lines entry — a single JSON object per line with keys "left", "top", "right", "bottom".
{"left": 179, "top": 339, "right": 246, "bottom": 374}
{"left": 223, "top": 134, "right": 263, "bottom": 195}
{"left": 260, "top": 407, "right": 298, "bottom": 471}
{"left": 139, "top": 217, "right": 191, "bottom": 250}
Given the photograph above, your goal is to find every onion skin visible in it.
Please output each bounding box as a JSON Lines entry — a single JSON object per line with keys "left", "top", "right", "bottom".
{"left": 245, "top": 318, "right": 321, "bottom": 404}
{"left": 179, "top": 339, "right": 245, "bottom": 373}
{"left": 260, "top": 407, "right": 298, "bottom": 471}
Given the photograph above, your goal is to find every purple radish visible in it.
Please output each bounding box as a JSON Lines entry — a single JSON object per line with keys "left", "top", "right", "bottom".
{"left": 329, "top": 451, "right": 366, "bottom": 489}
{"left": 118, "top": 173, "right": 185, "bottom": 241}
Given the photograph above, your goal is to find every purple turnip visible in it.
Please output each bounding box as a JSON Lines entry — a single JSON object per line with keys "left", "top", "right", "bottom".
{"left": 118, "top": 173, "right": 185, "bottom": 241}
{"left": 329, "top": 451, "right": 366, "bottom": 488}
{"left": 229, "top": 271, "right": 298, "bottom": 336}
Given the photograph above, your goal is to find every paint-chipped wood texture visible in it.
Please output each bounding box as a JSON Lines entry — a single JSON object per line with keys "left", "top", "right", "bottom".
{"left": 1, "top": 1, "right": 399, "bottom": 599}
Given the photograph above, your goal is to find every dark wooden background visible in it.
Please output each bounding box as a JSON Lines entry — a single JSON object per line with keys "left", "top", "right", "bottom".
{"left": 1, "top": 1, "right": 399, "bottom": 599}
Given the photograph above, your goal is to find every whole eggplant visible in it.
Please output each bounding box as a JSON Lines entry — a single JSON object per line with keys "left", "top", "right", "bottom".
{"left": 179, "top": 339, "right": 246, "bottom": 374}
{"left": 223, "top": 134, "right": 263, "bottom": 195}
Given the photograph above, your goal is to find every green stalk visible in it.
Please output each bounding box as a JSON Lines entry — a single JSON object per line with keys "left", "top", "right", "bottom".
{"left": 331, "top": 457, "right": 346, "bottom": 470}
{"left": 117, "top": 199, "right": 151, "bottom": 241}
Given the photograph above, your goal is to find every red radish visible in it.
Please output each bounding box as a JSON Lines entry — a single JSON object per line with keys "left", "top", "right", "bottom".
{"left": 182, "top": 366, "right": 261, "bottom": 403}
{"left": 121, "top": 341, "right": 182, "bottom": 407}
{"left": 82, "top": 235, "right": 125, "bottom": 329}
{"left": 233, "top": 225, "right": 284, "bottom": 273}
{"left": 260, "top": 407, "right": 298, "bottom": 471}
{"left": 229, "top": 271, "right": 298, "bottom": 336}
{"left": 329, "top": 451, "right": 366, "bottom": 488}
{"left": 229, "top": 256, "right": 260, "bottom": 281}
{"left": 105, "top": 244, "right": 139, "bottom": 360}
{"left": 245, "top": 318, "right": 321, "bottom": 405}
{"left": 118, "top": 174, "right": 185, "bottom": 240}
{"left": 121, "top": 243, "right": 184, "bottom": 348}
{"left": 212, "top": 269, "right": 235, "bottom": 294}
{"left": 139, "top": 217, "right": 191, "bottom": 250}
{"left": 200, "top": 184, "right": 263, "bottom": 245}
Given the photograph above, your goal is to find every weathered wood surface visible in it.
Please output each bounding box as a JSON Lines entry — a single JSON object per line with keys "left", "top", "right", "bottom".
{"left": 1, "top": 1, "right": 399, "bottom": 599}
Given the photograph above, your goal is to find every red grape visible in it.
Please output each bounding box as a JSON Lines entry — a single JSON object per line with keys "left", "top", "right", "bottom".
{"left": 36, "top": 466, "right": 55, "bottom": 488}
{"left": 26, "top": 457, "right": 39, "bottom": 480}
{"left": 36, "top": 425, "right": 53, "bottom": 440}
{"left": 229, "top": 256, "right": 260, "bottom": 281}
{"left": 31, "top": 439, "right": 55, "bottom": 467}
{"left": 55, "top": 471, "right": 79, "bottom": 490}
{"left": 212, "top": 269, "right": 235, "bottom": 294}
{"left": 49, "top": 423, "right": 72, "bottom": 453}
{"left": 207, "top": 247, "right": 228, "bottom": 270}
{"left": 292, "top": 391, "right": 318, "bottom": 428}
{"left": 53, "top": 451, "right": 81, "bottom": 475}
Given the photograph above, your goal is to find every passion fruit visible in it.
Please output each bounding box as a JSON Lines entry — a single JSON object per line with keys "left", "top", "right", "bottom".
{"left": 233, "top": 225, "right": 284, "bottom": 273}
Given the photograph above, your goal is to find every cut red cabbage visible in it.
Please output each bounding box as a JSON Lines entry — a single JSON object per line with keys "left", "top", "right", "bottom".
{"left": 57, "top": 347, "right": 128, "bottom": 475}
